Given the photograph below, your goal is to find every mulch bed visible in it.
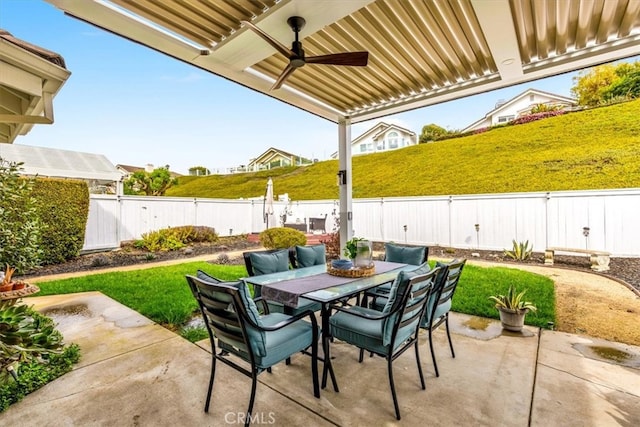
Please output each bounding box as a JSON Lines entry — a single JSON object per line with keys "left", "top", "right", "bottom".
{"left": 22, "top": 237, "right": 640, "bottom": 294}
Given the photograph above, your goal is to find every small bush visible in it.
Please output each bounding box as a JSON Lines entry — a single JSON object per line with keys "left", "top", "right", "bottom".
{"left": 259, "top": 227, "right": 306, "bottom": 249}
{"left": 139, "top": 225, "right": 217, "bottom": 252}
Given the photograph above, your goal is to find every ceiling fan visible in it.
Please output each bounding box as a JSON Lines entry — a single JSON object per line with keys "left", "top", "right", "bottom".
{"left": 241, "top": 16, "right": 369, "bottom": 90}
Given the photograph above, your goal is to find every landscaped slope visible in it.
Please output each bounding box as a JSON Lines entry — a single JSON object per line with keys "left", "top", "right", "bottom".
{"left": 167, "top": 99, "right": 640, "bottom": 200}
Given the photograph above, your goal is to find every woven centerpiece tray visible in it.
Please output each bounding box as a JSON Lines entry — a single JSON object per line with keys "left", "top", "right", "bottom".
{"left": 0, "top": 283, "right": 40, "bottom": 301}
{"left": 327, "top": 263, "right": 375, "bottom": 278}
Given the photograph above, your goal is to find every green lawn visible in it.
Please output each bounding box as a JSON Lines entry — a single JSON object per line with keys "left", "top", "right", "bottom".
{"left": 167, "top": 99, "right": 640, "bottom": 200}
{"left": 30, "top": 262, "right": 555, "bottom": 331}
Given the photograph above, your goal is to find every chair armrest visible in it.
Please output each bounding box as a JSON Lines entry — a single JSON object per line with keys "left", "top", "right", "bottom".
{"left": 253, "top": 296, "right": 270, "bottom": 314}
{"left": 259, "top": 309, "right": 319, "bottom": 333}
{"left": 328, "top": 304, "right": 394, "bottom": 321}
{"left": 364, "top": 284, "right": 392, "bottom": 298}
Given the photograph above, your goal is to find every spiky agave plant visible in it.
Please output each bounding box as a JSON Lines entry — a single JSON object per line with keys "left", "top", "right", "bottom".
{"left": 504, "top": 240, "right": 533, "bottom": 261}
{"left": 489, "top": 285, "right": 537, "bottom": 313}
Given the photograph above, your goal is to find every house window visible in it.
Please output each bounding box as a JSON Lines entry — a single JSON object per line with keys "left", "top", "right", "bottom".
{"left": 360, "top": 144, "right": 367, "bottom": 153}
{"left": 388, "top": 131, "right": 399, "bottom": 149}
{"left": 497, "top": 115, "right": 515, "bottom": 123}
{"left": 367, "top": 143, "right": 373, "bottom": 151}
{"left": 530, "top": 94, "right": 535, "bottom": 102}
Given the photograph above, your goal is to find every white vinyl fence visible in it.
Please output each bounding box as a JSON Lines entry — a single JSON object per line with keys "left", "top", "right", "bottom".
{"left": 84, "top": 189, "right": 640, "bottom": 257}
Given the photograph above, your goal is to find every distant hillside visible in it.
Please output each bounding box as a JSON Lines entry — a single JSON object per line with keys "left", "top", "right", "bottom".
{"left": 167, "top": 99, "right": 640, "bottom": 200}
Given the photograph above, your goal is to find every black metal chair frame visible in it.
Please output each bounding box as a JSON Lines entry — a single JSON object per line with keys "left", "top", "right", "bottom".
{"left": 361, "top": 245, "right": 430, "bottom": 307}
{"left": 422, "top": 259, "right": 466, "bottom": 377}
{"left": 329, "top": 268, "right": 439, "bottom": 420}
{"left": 186, "top": 276, "right": 320, "bottom": 427}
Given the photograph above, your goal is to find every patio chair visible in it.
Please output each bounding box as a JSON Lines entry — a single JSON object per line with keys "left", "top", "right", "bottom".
{"left": 185, "top": 275, "right": 320, "bottom": 427}
{"left": 420, "top": 258, "right": 466, "bottom": 377}
{"left": 362, "top": 243, "right": 429, "bottom": 307}
{"left": 328, "top": 265, "right": 439, "bottom": 420}
{"left": 243, "top": 249, "right": 321, "bottom": 316}
{"left": 289, "top": 244, "right": 326, "bottom": 269}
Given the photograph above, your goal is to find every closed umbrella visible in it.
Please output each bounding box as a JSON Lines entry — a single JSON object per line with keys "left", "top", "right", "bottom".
{"left": 264, "top": 178, "right": 274, "bottom": 229}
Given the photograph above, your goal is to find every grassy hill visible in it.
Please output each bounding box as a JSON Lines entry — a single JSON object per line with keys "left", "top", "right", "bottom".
{"left": 167, "top": 99, "right": 640, "bottom": 200}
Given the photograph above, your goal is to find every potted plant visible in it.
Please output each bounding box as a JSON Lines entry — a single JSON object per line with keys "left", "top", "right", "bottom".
{"left": 343, "top": 237, "right": 365, "bottom": 261}
{"left": 0, "top": 265, "right": 16, "bottom": 292}
{"left": 489, "top": 285, "right": 537, "bottom": 332}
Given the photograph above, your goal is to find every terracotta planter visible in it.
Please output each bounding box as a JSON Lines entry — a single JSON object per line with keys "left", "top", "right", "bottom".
{"left": 0, "top": 283, "right": 13, "bottom": 292}
{"left": 12, "top": 282, "right": 26, "bottom": 290}
{"left": 498, "top": 307, "right": 529, "bottom": 332}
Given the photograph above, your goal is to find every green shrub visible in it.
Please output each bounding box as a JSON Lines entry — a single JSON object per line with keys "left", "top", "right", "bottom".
{"left": 0, "top": 343, "right": 80, "bottom": 412}
{"left": 139, "top": 225, "right": 218, "bottom": 252}
{"left": 140, "top": 229, "right": 185, "bottom": 252}
{"left": 259, "top": 227, "right": 306, "bottom": 249}
{"left": 30, "top": 178, "right": 89, "bottom": 265}
{"left": 0, "top": 159, "right": 44, "bottom": 274}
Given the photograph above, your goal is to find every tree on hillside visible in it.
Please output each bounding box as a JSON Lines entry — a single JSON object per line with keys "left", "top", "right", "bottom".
{"left": 124, "top": 166, "right": 178, "bottom": 196}
{"left": 189, "top": 166, "right": 210, "bottom": 176}
{"left": 419, "top": 123, "right": 450, "bottom": 143}
{"left": 572, "top": 61, "right": 640, "bottom": 106}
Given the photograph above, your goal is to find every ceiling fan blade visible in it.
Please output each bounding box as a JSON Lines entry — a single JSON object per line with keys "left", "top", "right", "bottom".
{"left": 241, "top": 20, "right": 295, "bottom": 58}
{"left": 305, "top": 52, "right": 369, "bottom": 66}
{"left": 271, "top": 63, "right": 296, "bottom": 90}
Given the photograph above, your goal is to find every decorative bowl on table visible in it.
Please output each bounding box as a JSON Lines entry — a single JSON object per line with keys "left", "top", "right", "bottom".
{"left": 327, "top": 261, "right": 375, "bottom": 278}
{"left": 331, "top": 259, "right": 353, "bottom": 270}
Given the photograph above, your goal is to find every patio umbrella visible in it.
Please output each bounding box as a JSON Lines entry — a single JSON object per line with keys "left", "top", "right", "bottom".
{"left": 264, "top": 178, "right": 275, "bottom": 229}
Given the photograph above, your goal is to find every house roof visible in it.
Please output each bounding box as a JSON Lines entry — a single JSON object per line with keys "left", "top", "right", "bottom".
{"left": 0, "top": 143, "right": 123, "bottom": 183}
{"left": 462, "top": 88, "right": 578, "bottom": 131}
{"left": 0, "top": 29, "right": 70, "bottom": 143}
{"left": 248, "top": 147, "right": 306, "bottom": 166}
{"left": 331, "top": 121, "right": 416, "bottom": 157}
{"left": 44, "top": 0, "right": 640, "bottom": 124}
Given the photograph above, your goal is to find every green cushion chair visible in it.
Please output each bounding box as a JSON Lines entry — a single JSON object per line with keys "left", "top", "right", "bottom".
{"left": 369, "top": 259, "right": 467, "bottom": 377}
{"left": 363, "top": 243, "right": 429, "bottom": 307}
{"left": 186, "top": 275, "right": 320, "bottom": 427}
{"left": 421, "top": 259, "right": 466, "bottom": 377}
{"left": 328, "top": 266, "right": 440, "bottom": 420}
{"left": 243, "top": 249, "right": 321, "bottom": 316}
{"left": 290, "top": 244, "right": 326, "bottom": 268}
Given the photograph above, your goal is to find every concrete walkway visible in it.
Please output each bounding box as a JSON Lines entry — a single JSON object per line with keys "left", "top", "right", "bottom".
{"left": 2, "top": 292, "right": 638, "bottom": 426}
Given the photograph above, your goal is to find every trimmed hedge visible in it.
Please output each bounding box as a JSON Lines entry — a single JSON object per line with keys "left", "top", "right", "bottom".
{"left": 31, "top": 179, "right": 89, "bottom": 265}
{"left": 259, "top": 227, "right": 307, "bottom": 249}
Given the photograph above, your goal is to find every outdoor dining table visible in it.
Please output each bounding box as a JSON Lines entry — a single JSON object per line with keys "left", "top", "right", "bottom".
{"left": 243, "top": 260, "right": 412, "bottom": 392}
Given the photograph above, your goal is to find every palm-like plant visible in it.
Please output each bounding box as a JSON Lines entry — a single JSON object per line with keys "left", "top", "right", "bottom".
{"left": 489, "top": 285, "right": 537, "bottom": 313}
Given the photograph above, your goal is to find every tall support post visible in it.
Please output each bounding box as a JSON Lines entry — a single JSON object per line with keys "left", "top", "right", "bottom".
{"left": 338, "top": 118, "right": 353, "bottom": 257}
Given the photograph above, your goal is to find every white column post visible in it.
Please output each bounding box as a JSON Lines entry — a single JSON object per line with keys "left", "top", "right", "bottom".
{"left": 338, "top": 118, "right": 353, "bottom": 257}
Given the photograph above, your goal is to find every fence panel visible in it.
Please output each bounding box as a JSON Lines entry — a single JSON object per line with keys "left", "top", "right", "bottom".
{"left": 83, "top": 196, "right": 119, "bottom": 252}
{"left": 84, "top": 189, "right": 640, "bottom": 256}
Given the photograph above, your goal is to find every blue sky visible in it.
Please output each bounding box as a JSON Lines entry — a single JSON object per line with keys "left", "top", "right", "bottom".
{"left": 0, "top": 0, "right": 619, "bottom": 175}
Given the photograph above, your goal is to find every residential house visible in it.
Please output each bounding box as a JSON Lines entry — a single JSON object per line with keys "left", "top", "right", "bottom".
{"left": 330, "top": 122, "right": 417, "bottom": 158}
{"left": 246, "top": 147, "right": 312, "bottom": 172}
{"left": 462, "top": 89, "right": 577, "bottom": 132}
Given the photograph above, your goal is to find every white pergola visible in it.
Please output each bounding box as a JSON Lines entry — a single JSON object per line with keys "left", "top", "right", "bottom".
{"left": 44, "top": 0, "right": 640, "bottom": 246}
{"left": 0, "top": 30, "right": 70, "bottom": 143}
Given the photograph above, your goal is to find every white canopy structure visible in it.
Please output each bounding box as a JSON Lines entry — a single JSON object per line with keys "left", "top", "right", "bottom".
{"left": 0, "top": 29, "right": 70, "bottom": 143}
{"left": 42, "top": 0, "right": 640, "bottom": 246}
{"left": 0, "top": 143, "right": 123, "bottom": 194}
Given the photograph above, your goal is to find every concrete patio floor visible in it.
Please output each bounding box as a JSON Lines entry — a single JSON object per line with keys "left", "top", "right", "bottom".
{"left": 2, "top": 291, "right": 639, "bottom": 426}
